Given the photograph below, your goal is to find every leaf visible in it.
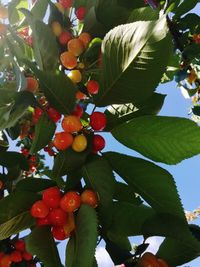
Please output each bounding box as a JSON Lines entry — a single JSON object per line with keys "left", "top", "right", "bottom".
{"left": 127, "top": 7, "right": 159, "bottom": 22}
{"left": 31, "top": 0, "right": 49, "bottom": 20}
{"left": 65, "top": 236, "right": 76, "bottom": 267}
{"left": 25, "top": 227, "right": 62, "bottom": 267}
{"left": 26, "top": 63, "right": 76, "bottom": 115}
{"left": 105, "top": 93, "right": 165, "bottom": 131}
{"left": 114, "top": 182, "right": 142, "bottom": 205}
{"left": 72, "top": 204, "right": 98, "bottom": 267}
{"left": 30, "top": 113, "right": 56, "bottom": 154}
{"left": 0, "top": 151, "right": 29, "bottom": 170}
{"left": 174, "top": 0, "right": 200, "bottom": 19}
{"left": 111, "top": 115, "right": 200, "bottom": 165}
{"left": 8, "top": 0, "right": 28, "bottom": 25}
{"left": 104, "top": 152, "right": 185, "bottom": 219}
{"left": 16, "top": 178, "right": 56, "bottom": 192}
{"left": 83, "top": 156, "right": 115, "bottom": 229}
{"left": 0, "top": 191, "right": 39, "bottom": 240}
{"left": 95, "top": 17, "right": 172, "bottom": 106}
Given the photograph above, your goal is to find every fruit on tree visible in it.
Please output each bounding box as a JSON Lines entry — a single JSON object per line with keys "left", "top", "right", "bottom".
{"left": 26, "top": 77, "right": 39, "bottom": 93}
{"left": 48, "top": 208, "right": 67, "bottom": 226}
{"left": 51, "top": 21, "right": 62, "bottom": 37}
{"left": 76, "top": 90, "right": 86, "bottom": 100}
{"left": 90, "top": 112, "right": 107, "bottom": 131}
{"left": 47, "top": 107, "right": 61, "bottom": 123}
{"left": 30, "top": 200, "right": 49, "bottom": 218}
{"left": 14, "top": 240, "right": 26, "bottom": 252}
{"left": 36, "top": 216, "right": 50, "bottom": 226}
{"left": 51, "top": 226, "right": 68, "bottom": 240}
{"left": 59, "top": 0, "right": 73, "bottom": 9}
{"left": 68, "top": 69, "right": 82, "bottom": 83}
{"left": 75, "top": 6, "right": 87, "bottom": 20}
{"left": 53, "top": 132, "right": 73, "bottom": 150}
{"left": 72, "top": 134, "right": 87, "bottom": 152}
{"left": 138, "top": 252, "right": 159, "bottom": 267}
{"left": 60, "top": 51, "right": 77, "bottom": 69}
{"left": 157, "top": 258, "right": 168, "bottom": 267}
{"left": 81, "top": 189, "right": 98, "bottom": 208}
{"left": 10, "top": 251, "right": 22, "bottom": 263}
{"left": 79, "top": 32, "right": 91, "bottom": 48}
{"left": 67, "top": 38, "right": 85, "bottom": 57}
{"left": 63, "top": 213, "right": 75, "bottom": 235}
{"left": 92, "top": 134, "right": 105, "bottom": 152}
{"left": 72, "top": 104, "right": 83, "bottom": 118}
{"left": 22, "top": 251, "right": 32, "bottom": 261}
{"left": 62, "top": 115, "right": 83, "bottom": 133}
{"left": 42, "top": 187, "right": 62, "bottom": 208}
{"left": 0, "top": 255, "right": 12, "bottom": 267}
{"left": 87, "top": 80, "right": 100, "bottom": 95}
{"left": 58, "top": 31, "right": 72, "bottom": 45}
{"left": 60, "top": 191, "right": 81, "bottom": 212}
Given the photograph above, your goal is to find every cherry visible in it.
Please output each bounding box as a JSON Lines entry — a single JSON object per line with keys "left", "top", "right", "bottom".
{"left": 22, "top": 251, "right": 32, "bottom": 261}
{"left": 76, "top": 91, "right": 87, "bottom": 100}
{"left": 75, "top": 6, "right": 87, "bottom": 20}
{"left": 63, "top": 213, "right": 75, "bottom": 235}
{"left": 157, "top": 258, "right": 168, "bottom": 267}
{"left": 26, "top": 77, "right": 39, "bottom": 93}
{"left": 67, "top": 38, "right": 85, "bottom": 57}
{"left": 42, "top": 187, "right": 62, "bottom": 208}
{"left": 138, "top": 252, "right": 159, "bottom": 267}
{"left": 30, "top": 200, "right": 49, "bottom": 218}
{"left": 0, "top": 255, "right": 12, "bottom": 267}
{"left": 72, "top": 104, "right": 83, "bottom": 118}
{"left": 0, "top": 180, "right": 4, "bottom": 190}
{"left": 59, "top": 0, "right": 73, "bottom": 8}
{"left": 62, "top": 115, "right": 82, "bottom": 133}
{"left": 51, "top": 226, "right": 68, "bottom": 240}
{"left": 87, "top": 80, "right": 99, "bottom": 95}
{"left": 53, "top": 132, "right": 73, "bottom": 150}
{"left": 72, "top": 134, "right": 87, "bottom": 152}
{"left": 68, "top": 70, "right": 82, "bottom": 83}
{"left": 10, "top": 251, "right": 22, "bottom": 263}
{"left": 90, "top": 112, "right": 107, "bottom": 131}
{"left": 81, "top": 189, "right": 98, "bottom": 208}
{"left": 60, "top": 51, "right": 77, "bottom": 69}
{"left": 14, "top": 239, "right": 26, "bottom": 252}
{"left": 48, "top": 208, "right": 67, "bottom": 226}
{"left": 36, "top": 216, "right": 50, "bottom": 226}
{"left": 79, "top": 32, "right": 91, "bottom": 48}
{"left": 58, "top": 31, "right": 72, "bottom": 45}
{"left": 47, "top": 107, "right": 61, "bottom": 123}
{"left": 92, "top": 134, "right": 105, "bottom": 152}
{"left": 60, "top": 191, "right": 81, "bottom": 212}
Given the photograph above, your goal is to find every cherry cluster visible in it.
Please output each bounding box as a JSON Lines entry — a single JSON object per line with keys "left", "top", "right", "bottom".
{"left": 0, "top": 238, "right": 36, "bottom": 267}
{"left": 30, "top": 187, "right": 98, "bottom": 240}
{"left": 138, "top": 252, "right": 168, "bottom": 267}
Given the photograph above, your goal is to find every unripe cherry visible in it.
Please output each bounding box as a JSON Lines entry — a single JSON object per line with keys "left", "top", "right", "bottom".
{"left": 72, "top": 134, "right": 87, "bottom": 152}
{"left": 51, "top": 21, "right": 62, "bottom": 37}
{"left": 67, "top": 38, "right": 85, "bottom": 57}
{"left": 90, "top": 112, "right": 107, "bottom": 131}
{"left": 79, "top": 32, "right": 91, "bottom": 48}
{"left": 68, "top": 70, "right": 82, "bottom": 83}
{"left": 62, "top": 115, "right": 83, "bottom": 133}
{"left": 81, "top": 189, "right": 98, "bottom": 208}
{"left": 60, "top": 51, "right": 77, "bottom": 69}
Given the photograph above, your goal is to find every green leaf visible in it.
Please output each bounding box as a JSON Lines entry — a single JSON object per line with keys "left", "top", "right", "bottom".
{"left": 16, "top": 178, "right": 56, "bottom": 192}
{"left": 114, "top": 182, "right": 142, "bottom": 205}
{"left": 0, "top": 191, "right": 39, "bottom": 240}
{"left": 104, "top": 152, "right": 185, "bottom": 219}
{"left": 83, "top": 156, "right": 115, "bottom": 229}
{"left": 8, "top": 0, "right": 28, "bottom": 25}
{"left": 31, "top": 0, "right": 49, "bottom": 20}
{"left": 95, "top": 17, "right": 172, "bottom": 106}
{"left": 174, "top": 0, "right": 200, "bottom": 19}
{"left": 66, "top": 236, "right": 76, "bottom": 267}
{"left": 73, "top": 204, "right": 98, "bottom": 267}
{"left": 105, "top": 93, "right": 165, "bottom": 131}
{"left": 127, "top": 7, "right": 159, "bottom": 22}
{"left": 25, "top": 227, "right": 62, "bottom": 267}
{"left": 111, "top": 115, "right": 200, "bottom": 165}
{"left": 30, "top": 113, "right": 56, "bottom": 154}
{"left": 0, "top": 151, "right": 29, "bottom": 170}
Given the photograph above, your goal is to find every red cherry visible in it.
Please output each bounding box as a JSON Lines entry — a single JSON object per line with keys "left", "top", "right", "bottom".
{"left": 42, "top": 187, "right": 62, "bottom": 208}
{"left": 22, "top": 251, "right": 32, "bottom": 261}
{"left": 36, "top": 216, "right": 50, "bottom": 226}
{"left": 87, "top": 80, "right": 99, "bottom": 95}
{"left": 59, "top": 0, "right": 73, "bottom": 8}
{"left": 51, "top": 226, "right": 68, "bottom": 240}
{"left": 90, "top": 112, "right": 107, "bottom": 131}
{"left": 30, "top": 200, "right": 49, "bottom": 218}
{"left": 34, "top": 107, "right": 43, "bottom": 118}
{"left": 53, "top": 131, "right": 74, "bottom": 151}
{"left": 14, "top": 239, "right": 26, "bottom": 252}
{"left": 92, "top": 134, "right": 105, "bottom": 152}
{"left": 60, "top": 191, "right": 81, "bottom": 212}
{"left": 72, "top": 104, "right": 83, "bottom": 118}
{"left": 138, "top": 252, "right": 159, "bottom": 267}
{"left": 10, "top": 251, "right": 22, "bottom": 263}
{"left": 47, "top": 107, "right": 61, "bottom": 123}
{"left": 48, "top": 208, "right": 67, "bottom": 226}
{"left": 81, "top": 189, "right": 98, "bottom": 208}
{"left": 75, "top": 6, "right": 87, "bottom": 20}
{"left": 58, "top": 31, "right": 72, "bottom": 45}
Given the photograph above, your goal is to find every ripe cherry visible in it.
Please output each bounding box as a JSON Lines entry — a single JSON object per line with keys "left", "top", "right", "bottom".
{"left": 63, "top": 213, "right": 75, "bottom": 235}
{"left": 68, "top": 69, "right": 82, "bottom": 83}
{"left": 157, "top": 258, "right": 168, "bottom": 267}
{"left": 90, "top": 112, "right": 107, "bottom": 131}
{"left": 60, "top": 191, "right": 81, "bottom": 212}
{"left": 138, "top": 252, "right": 159, "bottom": 267}
{"left": 72, "top": 134, "right": 87, "bottom": 152}
{"left": 79, "top": 32, "right": 91, "bottom": 48}
{"left": 48, "top": 208, "right": 67, "bottom": 226}
{"left": 51, "top": 226, "right": 68, "bottom": 240}
{"left": 42, "top": 187, "right": 62, "bottom": 208}
{"left": 76, "top": 90, "right": 87, "bottom": 100}
{"left": 72, "top": 104, "right": 83, "bottom": 118}
{"left": 92, "top": 134, "right": 105, "bottom": 152}
{"left": 30, "top": 200, "right": 49, "bottom": 218}
{"left": 22, "top": 251, "right": 32, "bottom": 261}
{"left": 58, "top": 31, "right": 72, "bottom": 45}
{"left": 47, "top": 107, "right": 61, "bottom": 123}
{"left": 60, "top": 51, "right": 77, "bottom": 69}
{"left": 81, "top": 189, "right": 98, "bottom": 208}
{"left": 75, "top": 6, "right": 87, "bottom": 20}
{"left": 14, "top": 239, "right": 26, "bottom": 252}
{"left": 36, "top": 216, "right": 50, "bottom": 226}
{"left": 53, "top": 132, "right": 73, "bottom": 150}
{"left": 62, "top": 115, "right": 83, "bottom": 133}
{"left": 10, "top": 251, "right": 22, "bottom": 263}
{"left": 59, "top": 0, "right": 73, "bottom": 8}
{"left": 87, "top": 80, "right": 99, "bottom": 95}
{"left": 0, "top": 255, "right": 12, "bottom": 267}
{"left": 67, "top": 38, "right": 85, "bottom": 57}
{"left": 26, "top": 77, "right": 39, "bottom": 93}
